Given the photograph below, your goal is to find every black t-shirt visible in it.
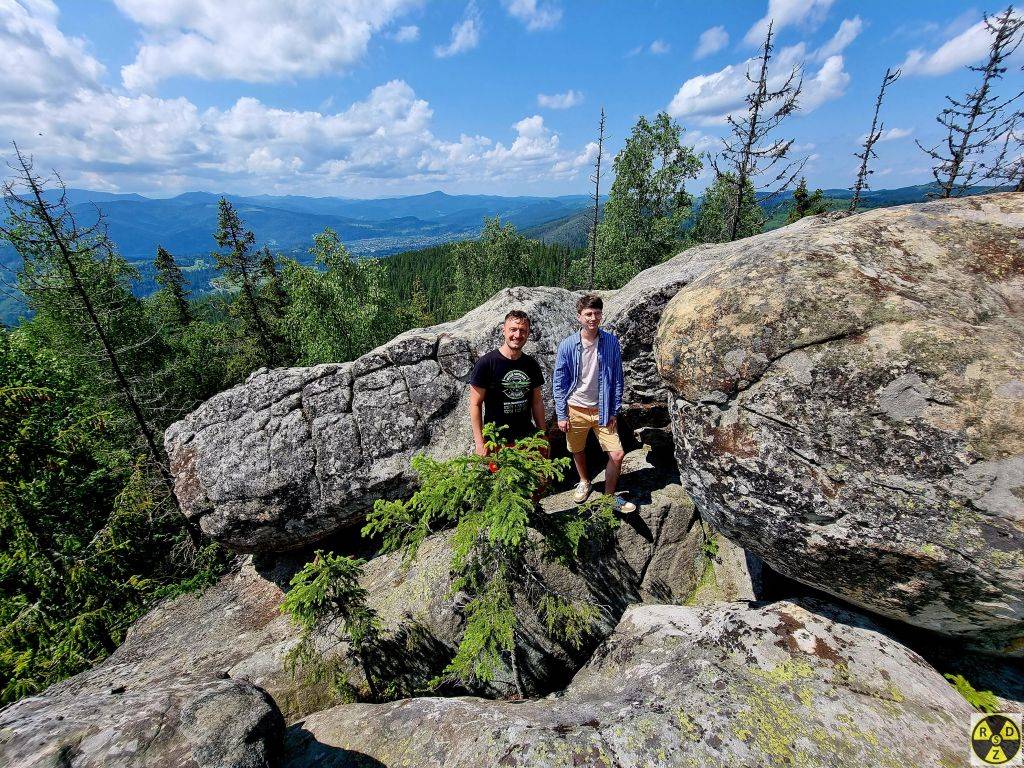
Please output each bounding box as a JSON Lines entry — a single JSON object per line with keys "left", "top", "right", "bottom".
{"left": 470, "top": 349, "right": 545, "bottom": 442}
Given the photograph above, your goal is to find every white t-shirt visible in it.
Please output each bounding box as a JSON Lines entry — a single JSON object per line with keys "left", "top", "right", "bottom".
{"left": 568, "top": 335, "right": 599, "bottom": 408}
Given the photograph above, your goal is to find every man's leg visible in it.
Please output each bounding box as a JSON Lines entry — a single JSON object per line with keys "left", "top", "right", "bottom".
{"left": 572, "top": 451, "right": 589, "bottom": 483}
{"left": 604, "top": 450, "right": 625, "bottom": 494}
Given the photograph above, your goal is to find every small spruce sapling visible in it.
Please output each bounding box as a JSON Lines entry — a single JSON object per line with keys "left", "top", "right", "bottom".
{"left": 363, "top": 423, "right": 618, "bottom": 698}
{"left": 279, "top": 550, "right": 382, "bottom": 702}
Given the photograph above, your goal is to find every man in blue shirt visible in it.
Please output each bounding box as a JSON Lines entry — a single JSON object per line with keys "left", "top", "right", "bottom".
{"left": 553, "top": 294, "right": 636, "bottom": 514}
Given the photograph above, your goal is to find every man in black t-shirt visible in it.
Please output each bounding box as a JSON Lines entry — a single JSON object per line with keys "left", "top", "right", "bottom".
{"left": 469, "top": 310, "right": 546, "bottom": 455}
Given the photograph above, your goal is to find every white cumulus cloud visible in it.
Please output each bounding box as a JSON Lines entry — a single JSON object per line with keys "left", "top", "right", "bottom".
{"left": 667, "top": 43, "right": 849, "bottom": 126}
{"left": 537, "top": 90, "right": 584, "bottom": 109}
{"left": 744, "top": 0, "right": 835, "bottom": 46}
{"left": 694, "top": 26, "right": 729, "bottom": 60}
{"left": 114, "top": 0, "right": 422, "bottom": 91}
{"left": 435, "top": 2, "right": 481, "bottom": 58}
{"left": 0, "top": 0, "right": 105, "bottom": 103}
{"left": 876, "top": 127, "right": 913, "bottom": 142}
{"left": 900, "top": 12, "right": 1022, "bottom": 76}
{"left": 503, "top": 0, "right": 561, "bottom": 31}
{"left": 815, "top": 16, "right": 862, "bottom": 60}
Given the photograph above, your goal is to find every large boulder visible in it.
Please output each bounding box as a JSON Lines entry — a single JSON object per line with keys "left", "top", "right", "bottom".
{"left": 165, "top": 287, "right": 582, "bottom": 552}
{"left": 283, "top": 599, "right": 972, "bottom": 768}
{"left": 656, "top": 193, "right": 1024, "bottom": 654}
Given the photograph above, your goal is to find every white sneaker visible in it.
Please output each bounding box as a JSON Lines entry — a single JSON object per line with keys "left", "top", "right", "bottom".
{"left": 573, "top": 480, "right": 592, "bottom": 503}
{"left": 613, "top": 495, "right": 637, "bottom": 515}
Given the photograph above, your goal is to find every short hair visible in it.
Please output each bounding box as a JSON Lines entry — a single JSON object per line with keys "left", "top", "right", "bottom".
{"left": 576, "top": 294, "right": 603, "bottom": 313}
{"left": 504, "top": 309, "right": 531, "bottom": 326}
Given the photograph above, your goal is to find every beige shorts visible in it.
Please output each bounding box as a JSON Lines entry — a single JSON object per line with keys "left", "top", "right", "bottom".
{"left": 566, "top": 405, "right": 623, "bottom": 454}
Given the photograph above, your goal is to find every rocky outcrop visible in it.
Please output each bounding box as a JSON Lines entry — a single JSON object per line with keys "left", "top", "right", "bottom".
{"left": 603, "top": 245, "right": 721, "bottom": 445}
{"left": 284, "top": 598, "right": 971, "bottom": 768}
{"left": 164, "top": 247, "right": 724, "bottom": 554}
{"left": 229, "top": 450, "right": 705, "bottom": 709}
{"left": 656, "top": 193, "right": 1024, "bottom": 654}
{"left": 0, "top": 454, "right": 703, "bottom": 764}
{"left": 165, "top": 287, "right": 582, "bottom": 552}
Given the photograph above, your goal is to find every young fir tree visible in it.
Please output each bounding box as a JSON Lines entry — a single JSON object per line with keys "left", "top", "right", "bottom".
{"left": 592, "top": 113, "right": 702, "bottom": 288}
{"left": 212, "top": 198, "right": 285, "bottom": 366}
{"left": 362, "top": 424, "right": 618, "bottom": 698}
{"left": 786, "top": 177, "right": 827, "bottom": 223}
{"left": 850, "top": 68, "right": 901, "bottom": 212}
{"left": 711, "top": 21, "right": 804, "bottom": 241}
{"left": 280, "top": 551, "right": 383, "bottom": 702}
{"left": 153, "top": 246, "right": 192, "bottom": 329}
{"left": 917, "top": 7, "right": 1024, "bottom": 198}
{"left": 691, "top": 172, "right": 762, "bottom": 244}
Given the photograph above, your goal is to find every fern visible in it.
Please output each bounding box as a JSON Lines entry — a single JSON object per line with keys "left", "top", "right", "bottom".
{"left": 944, "top": 673, "right": 1002, "bottom": 713}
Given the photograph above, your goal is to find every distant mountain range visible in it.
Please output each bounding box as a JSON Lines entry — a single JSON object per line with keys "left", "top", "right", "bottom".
{"left": 0, "top": 182, "right": 1003, "bottom": 326}
{"left": 521, "top": 183, "right": 1001, "bottom": 246}
{"left": 6, "top": 189, "right": 595, "bottom": 264}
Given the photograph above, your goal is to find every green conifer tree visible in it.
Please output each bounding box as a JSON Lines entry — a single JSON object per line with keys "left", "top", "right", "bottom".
{"left": 153, "top": 246, "right": 191, "bottom": 328}
{"left": 786, "top": 177, "right": 827, "bottom": 223}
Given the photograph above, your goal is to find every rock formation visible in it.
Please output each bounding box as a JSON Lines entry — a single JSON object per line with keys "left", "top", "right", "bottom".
{"left": 164, "top": 287, "right": 583, "bottom": 552}
{"left": 164, "top": 246, "right": 722, "bottom": 555}
{"left": 656, "top": 193, "right": 1024, "bottom": 654}
{"left": 0, "top": 452, "right": 705, "bottom": 762}
{"left": 284, "top": 599, "right": 972, "bottom": 768}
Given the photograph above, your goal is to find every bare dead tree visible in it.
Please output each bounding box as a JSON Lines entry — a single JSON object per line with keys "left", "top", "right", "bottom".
{"left": 0, "top": 143, "right": 173, "bottom": 489}
{"left": 587, "top": 108, "right": 606, "bottom": 290}
{"left": 712, "top": 20, "right": 805, "bottom": 242}
{"left": 917, "top": 6, "right": 1024, "bottom": 198}
{"left": 850, "top": 67, "right": 901, "bottom": 212}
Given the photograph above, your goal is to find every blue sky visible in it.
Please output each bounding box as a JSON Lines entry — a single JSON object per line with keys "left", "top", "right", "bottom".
{"left": 1, "top": 0, "right": 1019, "bottom": 197}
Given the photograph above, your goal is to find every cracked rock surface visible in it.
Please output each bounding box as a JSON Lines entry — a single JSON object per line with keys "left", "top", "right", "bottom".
{"left": 164, "top": 287, "right": 582, "bottom": 552}
{"left": 0, "top": 453, "right": 705, "bottom": 765}
{"left": 283, "top": 599, "right": 970, "bottom": 768}
{"left": 657, "top": 193, "right": 1024, "bottom": 654}
{"left": 164, "top": 244, "right": 722, "bottom": 555}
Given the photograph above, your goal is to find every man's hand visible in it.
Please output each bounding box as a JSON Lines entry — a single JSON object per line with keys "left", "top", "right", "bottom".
{"left": 558, "top": 419, "right": 569, "bottom": 432}
{"left": 474, "top": 443, "right": 488, "bottom": 457}
{"left": 607, "top": 415, "right": 617, "bottom": 431}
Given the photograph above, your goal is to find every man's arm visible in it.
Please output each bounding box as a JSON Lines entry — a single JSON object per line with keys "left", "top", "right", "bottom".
{"left": 552, "top": 341, "right": 570, "bottom": 430}
{"left": 469, "top": 385, "right": 487, "bottom": 456}
{"left": 531, "top": 386, "right": 546, "bottom": 434}
{"left": 610, "top": 336, "right": 624, "bottom": 429}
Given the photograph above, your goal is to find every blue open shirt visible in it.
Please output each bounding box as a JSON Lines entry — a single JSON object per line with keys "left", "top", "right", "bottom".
{"left": 553, "top": 329, "right": 624, "bottom": 427}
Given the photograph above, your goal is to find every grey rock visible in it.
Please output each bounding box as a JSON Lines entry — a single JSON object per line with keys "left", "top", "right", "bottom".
{"left": 165, "top": 287, "right": 582, "bottom": 552}
{"left": 656, "top": 192, "right": 1024, "bottom": 654}
{"left": 283, "top": 599, "right": 971, "bottom": 768}
{"left": 0, "top": 455, "right": 703, "bottom": 767}
{"left": 0, "top": 676, "right": 282, "bottom": 768}
{"left": 0, "top": 568, "right": 288, "bottom": 768}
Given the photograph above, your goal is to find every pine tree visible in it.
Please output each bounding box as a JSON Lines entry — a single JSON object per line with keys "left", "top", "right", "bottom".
{"left": 786, "top": 177, "right": 827, "bottom": 223}
{"left": 153, "top": 246, "right": 191, "bottom": 328}
{"left": 850, "top": 68, "right": 901, "bottom": 212}
{"left": 259, "top": 246, "right": 288, "bottom": 318}
{"left": 712, "top": 21, "right": 804, "bottom": 241}
{"left": 691, "top": 172, "right": 762, "bottom": 244}
{"left": 917, "top": 7, "right": 1024, "bottom": 198}
{"left": 0, "top": 145, "right": 170, "bottom": 484}
{"left": 587, "top": 108, "right": 606, "bottom": 290}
